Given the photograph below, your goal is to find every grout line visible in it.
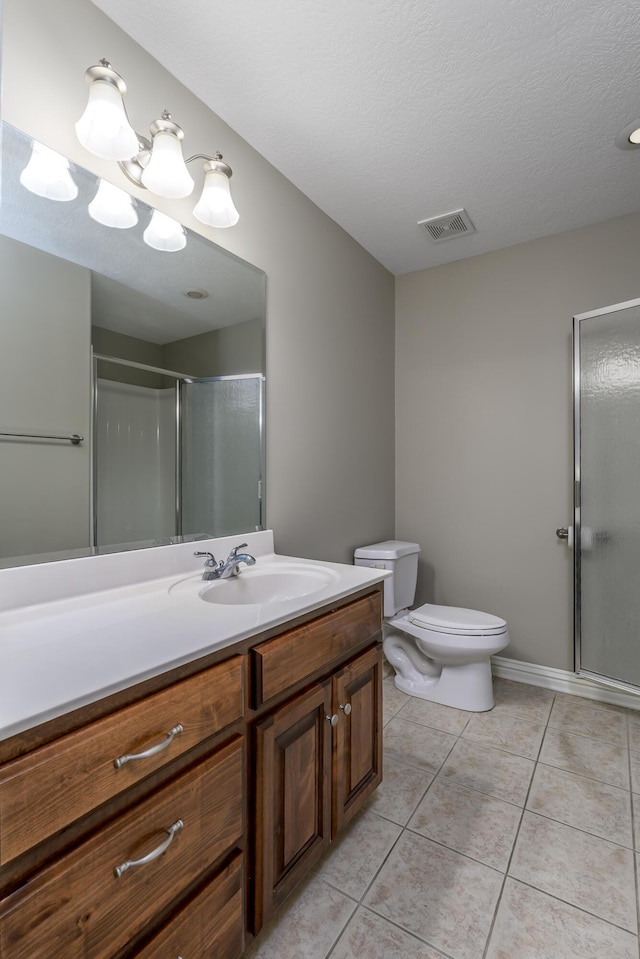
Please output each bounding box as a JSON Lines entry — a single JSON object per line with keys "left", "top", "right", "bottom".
{"left": 481, "top": 686, "right": 558, "bottom": 958}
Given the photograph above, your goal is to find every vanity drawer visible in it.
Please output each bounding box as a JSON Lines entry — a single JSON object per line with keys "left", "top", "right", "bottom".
{"left": 251, "top": 592, "right": 381, "bottom": 706}
{"left": 0, "top": 736, "right": 243, "bottom": 959}
{"left": 131, "top": 852, "right": 243, "bottom": 959}
{"left": 0, "top": 656, "right": 243, "bottom": 864}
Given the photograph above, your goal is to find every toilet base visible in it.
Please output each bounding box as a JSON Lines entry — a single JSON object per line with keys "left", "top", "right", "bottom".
{"left": 392, "top": 660, "right": 495, "bottom": 711}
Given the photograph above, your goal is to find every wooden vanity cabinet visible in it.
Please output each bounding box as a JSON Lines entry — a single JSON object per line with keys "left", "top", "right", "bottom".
{"left": 250, "top": 594, "right": 383, "bottom": 933}
{"left": 0, "top": 584, "right": 383, "bottom": 958}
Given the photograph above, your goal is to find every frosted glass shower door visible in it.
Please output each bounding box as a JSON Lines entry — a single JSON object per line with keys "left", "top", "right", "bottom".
{"left": 181, "top": 375, "right": 263, "bottom": 538}
{"left": 575, "top": 298, "right": 640, "bottom": 688}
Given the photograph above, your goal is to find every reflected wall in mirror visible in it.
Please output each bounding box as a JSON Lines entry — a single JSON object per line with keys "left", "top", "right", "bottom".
{"left": 0, "top": 122, "right": 266, "bottom": 568}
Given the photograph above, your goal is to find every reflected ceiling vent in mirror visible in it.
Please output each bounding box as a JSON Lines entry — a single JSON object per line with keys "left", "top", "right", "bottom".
{"left": 76, "top": 59, "right": 239, "bottom": 228}
{"left": 418, "top": 208, "right": 476, "bottom": 242}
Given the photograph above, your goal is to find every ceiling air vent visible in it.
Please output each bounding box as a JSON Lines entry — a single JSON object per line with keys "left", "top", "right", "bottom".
{"left": 418, "top": 208, "right": 476, "bottom": 242}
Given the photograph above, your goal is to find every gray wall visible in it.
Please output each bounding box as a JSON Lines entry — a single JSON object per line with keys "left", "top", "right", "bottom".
{"left": 164, "top": 318, "right": 263, "bottom": 378}
{"left": 0, "top": 236, "right": 91, "bottom": 559}
{"left": 396, "top": 212, "right": 640, "bottom": 671}
{"left": 1, "top": 0, "right": 395, "bottom": 564}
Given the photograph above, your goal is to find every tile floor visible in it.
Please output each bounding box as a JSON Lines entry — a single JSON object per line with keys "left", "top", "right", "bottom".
{"left": 245, "top": 673, "right": 640, "bottom": 959}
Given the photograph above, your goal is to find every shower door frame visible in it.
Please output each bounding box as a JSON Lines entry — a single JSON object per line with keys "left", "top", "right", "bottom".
{"left": 91, "top": 355, "right": 266, "bottom": 548}
{"left": 573, "top": 295, "right": 640, "bottom": 691}
{"left": 91, "top": 351, "right": 194, "bottom": 548}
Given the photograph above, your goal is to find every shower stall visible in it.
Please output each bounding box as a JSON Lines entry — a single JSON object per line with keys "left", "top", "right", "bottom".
{"left": 92, "top": 353, "right": 264, "bottom": 549}
{"left": 573, "top": 297, "right": 640, "bottom": 691}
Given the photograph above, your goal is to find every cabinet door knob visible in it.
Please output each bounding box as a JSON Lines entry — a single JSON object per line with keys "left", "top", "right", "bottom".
{"left": 339, "top": 703, "right": 352, "bottom": 715}
{"left": 114, "top": 724, "right": 184, "bottom": 769}
{"left": 114, "top": 819, "right": 184, "bottom": 878}
{"left": 326, "top": 713, "right": 339, "bottom": 727}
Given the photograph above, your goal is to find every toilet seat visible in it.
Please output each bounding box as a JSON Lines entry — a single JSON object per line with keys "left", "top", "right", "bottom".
{"left": 408, "top": 603, "right": 507, "bottom": 636}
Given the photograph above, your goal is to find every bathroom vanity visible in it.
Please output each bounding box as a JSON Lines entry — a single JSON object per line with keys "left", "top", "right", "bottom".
{"left": 0, "top": 532, "right": 386, "bottom": 958}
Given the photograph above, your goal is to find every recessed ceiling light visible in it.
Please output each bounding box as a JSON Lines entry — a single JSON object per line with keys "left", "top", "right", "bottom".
{"left": 615, "top": 120, "right": 640, "bottom": 150}
{"left": 182, "top": 288, "right": 209, "bottom": 299}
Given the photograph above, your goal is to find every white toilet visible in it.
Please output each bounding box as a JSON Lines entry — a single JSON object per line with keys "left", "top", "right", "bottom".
{"left": 354, "top": 541, "right": 509, "bottom": 712}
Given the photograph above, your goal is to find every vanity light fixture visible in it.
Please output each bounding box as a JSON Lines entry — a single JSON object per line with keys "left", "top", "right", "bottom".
{"left": 76, "top": 60, "right": 239, "bottom": 227}
{"left": 143, "top": 209, "right": 187, "bottom": 252}
{"left": 88, "top": 178, "right": 138, "bottom": 229}
{"left": 19, "top": 140, "right": 79, "bottom": 201}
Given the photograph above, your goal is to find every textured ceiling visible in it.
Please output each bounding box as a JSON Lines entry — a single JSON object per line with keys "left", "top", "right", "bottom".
{"left": 91, "top": 0, "right": 640, "bottom": 276}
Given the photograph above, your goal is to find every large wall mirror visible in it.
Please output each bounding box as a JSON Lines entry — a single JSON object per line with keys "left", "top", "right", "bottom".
{"left": 0, "top": 122, "right": 266, "bottom": 568}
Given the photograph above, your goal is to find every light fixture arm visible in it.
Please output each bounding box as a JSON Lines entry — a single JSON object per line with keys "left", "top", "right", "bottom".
{"left": 185, "top": 153, "right": 233, "bottom": 178}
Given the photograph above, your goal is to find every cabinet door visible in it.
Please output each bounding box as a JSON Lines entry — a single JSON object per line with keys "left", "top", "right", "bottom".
{"left": 252, "top": 681, "right": 332, "bottom": 933}
{"left": 332, "top": 645, "right": 382, "bottom": 836}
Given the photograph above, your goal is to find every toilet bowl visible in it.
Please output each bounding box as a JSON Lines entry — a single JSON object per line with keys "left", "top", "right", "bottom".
{"left": 384, "top": 603, "right": 509, "bottom": 712}
{"left": 354, "top": 540, "right": 509, "bottom": 712}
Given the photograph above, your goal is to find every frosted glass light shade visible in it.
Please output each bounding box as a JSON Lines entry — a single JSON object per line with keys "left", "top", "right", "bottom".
{"left": 193, "top": 168, "right": 239, "bottom": 228}
{"left": 20, "top": 141, "right": 78, "bottom": 201}
{"left": 141, "top": 132, "right": 194, "bottom": 198}
{"left": 75, "top": 79, "right": 139, "bottom": 160}
{"left": 143, "top": 210, "right": 187, "bottom": 252}
{"left": 88, "top": 179, "right": 138, "bottom": 228}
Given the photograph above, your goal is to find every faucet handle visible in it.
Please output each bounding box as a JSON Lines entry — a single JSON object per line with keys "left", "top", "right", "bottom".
{"left": 227, "top": 542, "right": 248, "bottom": 560}
{"left": 194, "top": 550, "right": 217, "bottom": 567}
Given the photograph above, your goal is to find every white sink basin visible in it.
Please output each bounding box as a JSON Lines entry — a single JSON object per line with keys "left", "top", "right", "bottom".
{"left": 199, "top": 563, "right": 340, "bottom": 606}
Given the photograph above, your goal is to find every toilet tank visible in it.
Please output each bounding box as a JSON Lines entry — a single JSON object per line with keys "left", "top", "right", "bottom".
{"left": 354, "top": 540, "right": 420, "bottom": 617}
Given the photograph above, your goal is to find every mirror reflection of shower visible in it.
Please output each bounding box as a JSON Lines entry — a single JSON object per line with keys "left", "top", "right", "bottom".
{"left": 93, "top": 353, "right": 264, "bottom": 549}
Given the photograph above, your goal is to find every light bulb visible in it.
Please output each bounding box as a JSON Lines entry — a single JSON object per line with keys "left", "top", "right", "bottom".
{"left": 141, "top": 116, "right": 194, "bottom": 198}
{"left": 20, "top": 141, "right": 78, "bottom": 201}
{"left": 143, "top": 210, "right": 187, "bottom": 252}
{"left": 193, "top": 158, "right": 239, "bottom": 228}
{"left": 76, "top": 74, "right": 139, "bottom": 161}
{"left": 88, "top": 179, "right": 138, "bottom": 229}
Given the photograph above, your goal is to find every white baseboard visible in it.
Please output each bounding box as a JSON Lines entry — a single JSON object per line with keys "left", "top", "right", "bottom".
{"left": 492, "top": 655, "right": 640, "bottom": 711}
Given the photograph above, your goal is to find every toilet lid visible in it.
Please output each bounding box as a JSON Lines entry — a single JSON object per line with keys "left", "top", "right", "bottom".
{"left": 408, "top": 603, "right": 507, "bottom": 635}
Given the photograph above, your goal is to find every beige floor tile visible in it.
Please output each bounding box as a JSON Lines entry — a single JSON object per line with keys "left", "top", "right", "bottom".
{"left": 548, "top": 699, "right": 628, "bottom": 746}
{"left": 383, "top": 717, "right": 456, "bottom": 774}
{"left": 527, "top": 763, "right": 633, "bottom": 847}
{"left": 492, "top": 677, "right": 555, "bottom": 723}
{"left": 632, "top": 793, "right": 640, "bottom": 851}
{"left": 627, "top": 712, "right": 640, "bottom": 751}
{"left": 439, "top": 738, "right": 535, "bottom": 806}
{"left": 330, "top": 907, "right": 448, "bottom": 959}
{"left": 462, "top": 710, "right": 545, "bottom": 759}
{"left": 244, "top": 874, "right": 356, "bottom": 959}
{"left": 364, "top": 832, "right": 503, "bottom": 959}
{"left": 630, "top": 750, "right": 640, "bottom": 793}
{"left": 539, "top": 726, "right": 630, "bottom": 788}
{"left": 396, "top": 696, "right": 473, "bottom": 735}
{"left": 314, "top": 809, "right": 401, "bottom": 900}
{"left": 486, "top": 879, "right": 638, "bottom": 959}
{"left": 408, "top": 778, "right": 521, "bottom": 870}
{"left": 554, "top": 691, "right": 629, "bottom": 714}
{"left": 382, "top": 683, "right": 411, "bottom": 725}
{"left": 365, "top": 756, "right": 433, "bottom": 825}
{"left": 510, "top": 811, "right": 637, "bottom": 932}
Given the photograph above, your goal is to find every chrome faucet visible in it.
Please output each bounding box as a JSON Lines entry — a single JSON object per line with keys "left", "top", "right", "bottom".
{"left": 194, "top": 543, "right": 256, "bottom": 581}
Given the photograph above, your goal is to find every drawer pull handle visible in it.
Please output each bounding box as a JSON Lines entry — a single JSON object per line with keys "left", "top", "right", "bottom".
{"left": 339, "top": 703, "right": 352, "bottom": 715}
{"left": 114, "top": 819, "right": 184, "bottom": 878}
{"left": 326, "top": 713, "right": 339, "bottom": 727}
{"left": 114, "top": 724, "right": 184, "bottom": 769}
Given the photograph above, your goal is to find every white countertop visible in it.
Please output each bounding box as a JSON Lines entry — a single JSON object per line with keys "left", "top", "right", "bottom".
{"left": 0, "top": 531, "right": 389, "bottom": 742}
